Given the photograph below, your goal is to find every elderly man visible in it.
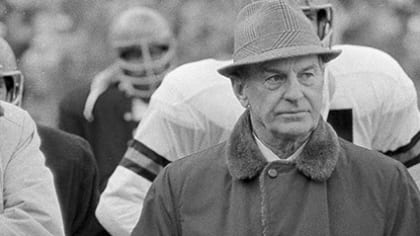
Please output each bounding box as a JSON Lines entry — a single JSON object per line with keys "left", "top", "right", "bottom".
{"left": 132, "top": 1, "right": 420, "bottom": 235}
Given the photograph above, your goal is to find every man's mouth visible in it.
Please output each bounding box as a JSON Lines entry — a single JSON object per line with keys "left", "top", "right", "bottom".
{"left": 277, "top": 110, "right": 308, "bottom": 119}
{"left": 278, "top": 110, "right": 307, "bottom": 114}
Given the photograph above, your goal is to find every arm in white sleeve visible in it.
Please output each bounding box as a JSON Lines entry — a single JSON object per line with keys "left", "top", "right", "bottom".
{"left": 96, "top": 99, "right": 203, "bottom": 235}
{"left": 96, "top": 166, "right": 151, "bottom": 236}
{"left": 373, "top": 62, "right": 420, "bottom": 167}
{"left": 96, "top": 86, "right": 234, "bottom": 235}
{"left": 96, "top": 136, "right": 170, "bottom": 235}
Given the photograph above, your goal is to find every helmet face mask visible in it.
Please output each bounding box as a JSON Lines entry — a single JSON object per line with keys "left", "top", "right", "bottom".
{"left": 115, "top": 38, "right": 176, "bottom": 98}
{"left": 297, "top": 0, "right": 334, "bottom": 48}
{"left": 0, "top": 71, "right": 24, "bottom": 106}
{"left": 0, "top": 38, "right": 24, "bottom": 106}
{"left": 109, "top": 7, "right": 176, "bottom": 99}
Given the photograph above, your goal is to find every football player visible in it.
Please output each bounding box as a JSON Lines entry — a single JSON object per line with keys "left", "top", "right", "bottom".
{"left": 0, "top": 37, "right": 65, "bottom": 235}
{"left": 96, "top": 1, "right": 420, "bottom": 235}
{"left": 0, "top": 37, "right": 109, "bottom": 235}
{"left": 58, "top": 6, "right": 176, "bottom": 191}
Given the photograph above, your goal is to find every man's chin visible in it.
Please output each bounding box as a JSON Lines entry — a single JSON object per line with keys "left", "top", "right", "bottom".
{"left": 271, "top": 123, "right": 313, "bottom": 139}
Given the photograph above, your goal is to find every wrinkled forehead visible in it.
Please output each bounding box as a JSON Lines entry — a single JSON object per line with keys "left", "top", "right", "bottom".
{"left": 259, "top": 55, "right": 323, "bottom": 73}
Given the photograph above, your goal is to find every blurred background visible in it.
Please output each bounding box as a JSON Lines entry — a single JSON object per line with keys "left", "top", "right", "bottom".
{"left": 0, "top": 0, "right": 419, "bottom": 127}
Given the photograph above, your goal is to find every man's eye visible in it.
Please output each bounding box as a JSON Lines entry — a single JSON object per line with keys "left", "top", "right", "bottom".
{"left": 263, "top": 75, "right": 287, "bottom": 89}
{"left": 302, "top": 72, "right": 314, "bottom": 78}
{"left": 299, "top": 72, "right": 315, "bottom": 84}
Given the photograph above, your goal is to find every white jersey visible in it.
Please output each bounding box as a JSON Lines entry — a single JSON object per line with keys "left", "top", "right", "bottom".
{"left": 134, "top": 45, "right": 420, "bottom": 161}
{"left": 134, "top": 59, "right": 243, "bottom": 160}
{"left": 329, "top": 45, "right": 420, "bottom": 154}
{"left": 96, "top": 45, "right": 420, "bottom": 235}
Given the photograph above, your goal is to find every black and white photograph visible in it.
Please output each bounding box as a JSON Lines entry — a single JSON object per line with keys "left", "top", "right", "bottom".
{"left": 0, "top": 0, "right": 419, "bottom": 235}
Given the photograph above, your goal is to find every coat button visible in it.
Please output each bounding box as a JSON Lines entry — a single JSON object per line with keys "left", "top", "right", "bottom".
{"left": 267, "top": 168, "right": 278, "bottom": 178}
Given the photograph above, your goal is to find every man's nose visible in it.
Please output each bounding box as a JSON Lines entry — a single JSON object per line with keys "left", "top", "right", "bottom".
{"left": 283, "top": 75, "right": 304, "bottom": 101}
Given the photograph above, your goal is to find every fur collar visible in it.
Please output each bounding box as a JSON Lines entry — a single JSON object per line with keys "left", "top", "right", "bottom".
{"left": 226, "top": 110, "right": 340, "bottom": 182}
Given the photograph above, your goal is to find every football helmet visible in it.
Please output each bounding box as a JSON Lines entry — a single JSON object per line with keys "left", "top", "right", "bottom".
{"left": 234, "top": 0, "right": 334, "bottom": 48}
{"left": 0, "top": 37, "right": 24, "bottom": 106}
{"left": 108, "top": 6, "right": 176, "bottom": 98}
{"left": 296, "top": 0, "right": 334, "bottom": 48}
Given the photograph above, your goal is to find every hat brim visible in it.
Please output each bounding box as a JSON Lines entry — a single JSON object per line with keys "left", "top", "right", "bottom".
{"left": 218, "top": 46, "right": 341, "bottom": 78}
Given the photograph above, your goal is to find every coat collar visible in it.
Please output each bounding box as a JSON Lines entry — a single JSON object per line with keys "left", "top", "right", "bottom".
{"left": 226, "top": 110, "right": 340, "bottom": 182}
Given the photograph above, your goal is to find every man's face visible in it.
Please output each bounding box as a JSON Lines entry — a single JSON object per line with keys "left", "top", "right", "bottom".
{"left": 118, "top": 42, "right": 171, "bottom": 77}
{"left": 236, "top": 55, "right": 324, "bottom": 141}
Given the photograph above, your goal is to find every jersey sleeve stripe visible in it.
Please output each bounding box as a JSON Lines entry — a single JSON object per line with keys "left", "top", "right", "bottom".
{"left": 122, "top": 147, "right": 165, "bottom": 176}
{"left": 385, "top": 131, "right": 420, "bottom": 156}
{"left": 384, "top": 130, "right": 420, "bottom": 167}
{"left": 128, "top": 139, "right": 171, "bottom": 166}
{"left": 404, "top": 155, "right": 420, "bottom": 168}
{"left": 119, "top": 158, "right": 157, "bottom": 181}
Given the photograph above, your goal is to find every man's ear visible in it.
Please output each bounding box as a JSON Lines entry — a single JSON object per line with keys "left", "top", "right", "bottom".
{"left": 230, "top": 76, "right": 249, "bottom": 108}
{"left": 327, "top": 70, "right": 336, "bottom": 100}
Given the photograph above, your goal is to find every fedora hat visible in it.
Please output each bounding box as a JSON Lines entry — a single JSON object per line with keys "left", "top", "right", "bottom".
{"left": 218, "top": 0, "right": 341, "bottom": 78}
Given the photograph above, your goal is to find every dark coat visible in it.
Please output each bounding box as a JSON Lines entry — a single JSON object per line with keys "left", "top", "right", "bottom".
{"left": 133, "top": 110, "right": 420, "bottom": 236}
{"left": 38, "top": 125, "right": 110, "bottom": 236}
{"left": 58, "top": 84, "right": 138, "bottom": 190}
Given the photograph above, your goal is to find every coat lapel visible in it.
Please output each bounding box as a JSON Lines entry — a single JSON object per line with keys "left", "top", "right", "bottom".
{"left": 227, "top": 110, "right": 340, "bottom": 181}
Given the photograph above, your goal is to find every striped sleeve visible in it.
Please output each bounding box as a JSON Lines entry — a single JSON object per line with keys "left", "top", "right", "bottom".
{"left": 120, "top": 139, "right": 171, "bottom": 181}
{"left": 384, "top": 131, "right": 420, "bottom": 168}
